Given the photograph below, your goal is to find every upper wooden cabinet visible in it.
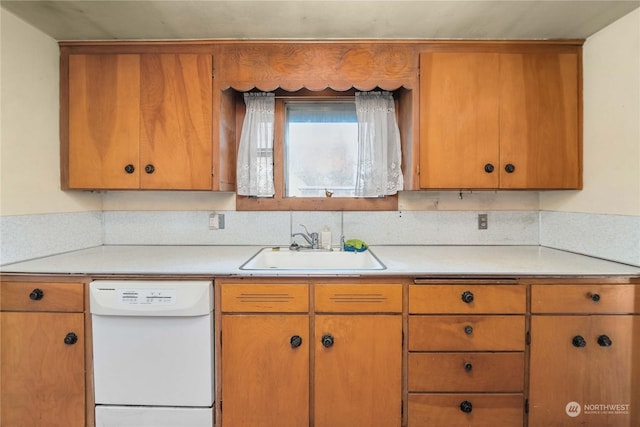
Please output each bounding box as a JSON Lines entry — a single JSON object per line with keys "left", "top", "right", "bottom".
{"left": 63, "top": 52, "right": 214, "bottom": 190}
{"left": 419, "top": 44, "right": 581, "bottom": 189}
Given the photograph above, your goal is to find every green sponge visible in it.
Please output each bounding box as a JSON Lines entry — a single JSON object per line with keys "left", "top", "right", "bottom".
{"left": 344, "top": 239, "right": 368, "bottom": 252}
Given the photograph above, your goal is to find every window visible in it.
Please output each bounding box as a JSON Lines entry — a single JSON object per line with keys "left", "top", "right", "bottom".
{"left": 285, "top": 102, "right": 358, "bottom": 198}
{"left": 236, "top": 89, "right": 402, "bottom": 211}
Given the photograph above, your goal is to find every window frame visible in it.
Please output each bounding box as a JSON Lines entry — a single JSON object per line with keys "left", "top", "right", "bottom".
{"left": 236, "top": 89, "right": 399, "bottom": 211}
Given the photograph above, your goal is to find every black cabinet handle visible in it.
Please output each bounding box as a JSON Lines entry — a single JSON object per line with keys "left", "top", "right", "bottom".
{"left": 124, "top": 164, "right": 135, "bottom": 174}
{"left": 588, "top": 292, "right": 601, "bottom": 302}
{"left": 464, "top": 362, "right": 473, "bottom": 372}
{"left": 572, "top": 335, "right": 587, "bottom": 348}
{"left": 461, "top": 291, "right": 474, "bottom": 304}
{"left": 464, "top": 325, "right": 474, "bottom": 335}
{"left": 484, "top": 163, "right": 495, "bottom": 173}
{"left": 505, "top": 163, "right": 516, "bottom": 173}
{"left": 597, "top": 335, "right": 612, "bottom": 347}
{"left": 29, "top": 288, "right": 44, "bottom": 301}
{"left": 290, "top": 335, "right": 302, "bottom": 349}
{"left": 321, "top": 334, "right": 334, "bottom": 348}
{"left": 459, "top": 400, "right": 473, "bottom": 413}
{"left": 145, "top": 164, "right": 155, "bottom": 174}
{"left": 64, "top": 332, "right": 78, "bottom": 345}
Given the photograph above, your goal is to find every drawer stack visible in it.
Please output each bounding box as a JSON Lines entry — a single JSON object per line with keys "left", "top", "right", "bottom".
{"left": 407, "top": 282, "right": 526, "bottom": 427}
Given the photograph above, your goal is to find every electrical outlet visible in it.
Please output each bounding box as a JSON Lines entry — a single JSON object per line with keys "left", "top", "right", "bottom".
{"left": 478, "top": 213, "right": 488, "bottom": 230}
{"left": 209, "top": 213, "right": 225, "bottom": 230}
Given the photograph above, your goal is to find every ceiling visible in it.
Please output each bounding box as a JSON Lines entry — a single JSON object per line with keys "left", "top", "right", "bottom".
{"left": 1, "top": 0, "right": 639, "bottom": 41}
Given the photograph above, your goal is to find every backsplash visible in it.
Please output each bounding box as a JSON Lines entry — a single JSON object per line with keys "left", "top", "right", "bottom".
{"left": 2, "top": 210, "right": 638, "bottom": 268}
{"left": 102, "top": 210, "right": 539, "bottom": 247}
{"left": 540, "top": 211, "right": 640, "bottom": 267}
{"left": 0, "top": 211, "right": 102, "bottom": 265}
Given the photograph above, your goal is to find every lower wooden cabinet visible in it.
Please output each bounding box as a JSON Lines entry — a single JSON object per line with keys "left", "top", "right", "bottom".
{"left": 529, "top": 282, "right": 640, "bottom": 427}
{"left": 0, "top": 278, "right": 86, "bottom": 427}
{"left": 314, "top": 314, "right": 402, "bottom": 427}
{"left": 219, "top": 279, "right": 403, "bottom": 427}
{"left": 221, "top": 314, "right": 310, "bottom": 426}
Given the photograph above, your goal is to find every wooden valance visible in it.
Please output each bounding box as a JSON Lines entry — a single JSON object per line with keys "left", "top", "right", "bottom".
{"left": 215, "top": 43, "right": 419, "bottom": 92}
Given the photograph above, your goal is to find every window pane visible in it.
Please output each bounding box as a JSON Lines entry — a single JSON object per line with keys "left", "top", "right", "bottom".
{"left": 285, "top": 102, "right": 358, "bottom": 197}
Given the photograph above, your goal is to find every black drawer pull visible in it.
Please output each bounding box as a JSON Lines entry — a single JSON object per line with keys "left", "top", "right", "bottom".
{"left": 460, "top": 400, "right": 473, "bottom": 413}
{"left": 29, "top": 288, "right": 44, "bottom": 300}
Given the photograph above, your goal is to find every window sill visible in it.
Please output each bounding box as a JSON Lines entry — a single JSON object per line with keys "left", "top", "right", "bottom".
{"left": 236, "top": 195, "right": 398, "bottom": 211}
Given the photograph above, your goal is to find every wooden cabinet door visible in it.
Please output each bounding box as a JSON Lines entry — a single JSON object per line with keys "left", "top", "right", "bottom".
{"left": 221, "top": 314, "right": 309, "bottom": 427}
{"left": 314, "top": 315, "right": 402, "bottom": 427}
{"left": 529, "top": 315, "right": 640, "bottom": 426}
{"left": 419, "top": 51, "right": 500, "bottom": 189}
{"left": 500, "top": 51, "right": 580, "bottom": 189}
{"left": 68, "top": 54, "right": 141, "bottom": 189}
{"left": 139, "top": 54, "right": 213, "bottom": 189}
{"left": 1, "top": 312, "right": 85, "bottom": 427}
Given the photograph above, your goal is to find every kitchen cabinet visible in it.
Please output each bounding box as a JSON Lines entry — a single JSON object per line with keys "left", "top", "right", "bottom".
{"left": 219, "top": 279, "right": 403, "bottom": 427}
{"left": 407, "top": 281, "right": 526, "bottom": 426}
{"left": 0, "top": 278, "right": 86, "bottom": 427}
{"left": 220, "top": 282, "right": 310, "bottom": 427}
{"left": 419, "top": 44, "right": 581, "bottom": 189}
{"left": 64, "top": 52, "right": 213, "bottom": 190}
{"left": 314, "top": 283, "right": 403, "bottom": 427}
{"left": 529, "top": 283, "right": 640, "bottom": 426}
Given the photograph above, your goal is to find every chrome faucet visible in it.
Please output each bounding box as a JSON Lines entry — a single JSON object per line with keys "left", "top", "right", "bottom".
{"left": 291, "top": 224, "right": 319, "bottom": 250}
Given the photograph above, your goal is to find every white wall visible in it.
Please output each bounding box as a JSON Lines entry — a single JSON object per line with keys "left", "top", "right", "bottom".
{"left": 540, "top": 8, "right": 640, "bottom": 216}
{"left": 0, "top": 8, "right": 101, "bottom": 216}
{"left": 1, "top": 9, "right": 103, "bottom": 264}
{"left": 539, "top": 8, "right": 640, "bottom": 266}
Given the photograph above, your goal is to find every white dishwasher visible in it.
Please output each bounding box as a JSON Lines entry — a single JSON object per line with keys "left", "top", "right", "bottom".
{"left": 90, "top": 280, "right": 214, "bottom": 427}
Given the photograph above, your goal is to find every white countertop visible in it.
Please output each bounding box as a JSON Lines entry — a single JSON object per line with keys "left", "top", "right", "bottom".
{"left": 2, "top": 245, "right": 639, "bottom": 277}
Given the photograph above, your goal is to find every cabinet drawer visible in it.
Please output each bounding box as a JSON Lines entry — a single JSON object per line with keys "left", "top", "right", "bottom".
{"left": 221, "top": 284, "right": 309, "bottom": 312}
{"left": 531, "top": 284, "right": 640, "bottom": 314}
{"left": 0, "top": 282, "right": 84, "bottom": 312}
{"left": 314, "top": 283, "right": 402, "bottom": 313}
{"left": 408, "top": 352, "right": 524, "bottom": 392}
{"left": 408, "top": 393, "right": 524, "bottom": 427}
{"left": 409, "top": 315, "right": 525, "bottom": 351}
{"left": 409, "top": 284, "right": 525, "bottom": 314}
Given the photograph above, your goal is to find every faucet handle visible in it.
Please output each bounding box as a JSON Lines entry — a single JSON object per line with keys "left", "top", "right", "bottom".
{"left": 299, "top": 224, "right": 312, "bottom": 235}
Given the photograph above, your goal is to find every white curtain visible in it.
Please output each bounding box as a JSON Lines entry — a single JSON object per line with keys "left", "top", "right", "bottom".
{"left": 354, "top": 91, "right": 404, "bottom": 197}
{"left": 236, "top": 92, "right": 275, "bottom": 196}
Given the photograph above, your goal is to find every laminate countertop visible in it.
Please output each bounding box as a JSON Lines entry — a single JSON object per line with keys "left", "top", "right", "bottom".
{"left": 2, "top": 245, "right": 639, "bottom": 277}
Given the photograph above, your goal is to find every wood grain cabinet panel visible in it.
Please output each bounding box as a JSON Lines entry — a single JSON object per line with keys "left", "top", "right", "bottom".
{"left": 221, "top": 283, "right": 309, "bottom": 312}
{"left": 314, "top": 314, "right": 402, "bottom": 427}
{"left": 419, "top": 45, "right": 581, "bottom": 190}
{"left": 419, "top": 51, "right": 500, "bottom": 189}
{"left": 529, "top": 315, "right": 640, "bottom": 426}
{"left": 409, "top": 284, "right": 525, "bottom": 314}
{"left": 531, "top": 284, "right": 640, "bottom": 314}
{"left": 409, "top": 315, "right": 525, "bottom": 351}
{"left": 65, "top": 53, "right": 213, "bottom": 190}
{"left": 408, "top": 352, "right": 525, "bottom": 392}
{"left": 221, "top": 314, "right": 309, "bottom": 427}
{"left": 68, "top": 54, "right": 141, "bottom": 189}
{"left": 1, "top": 279, "right": 85, "bottom": 427}
{"left": 314, "top": 283, "right": 402, "bottom": 313}
{"left": 1, "top": 281, "right": 84, "bottom": 312}
{"left": 408, "top": 393, "right": 524, "bottom": 427}
{"left": 220, "top": 280, "right": 403, "bottom": 427}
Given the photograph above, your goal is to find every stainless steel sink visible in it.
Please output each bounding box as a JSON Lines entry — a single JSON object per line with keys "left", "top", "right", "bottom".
{"left": 240, "top": 247, "right": 386, "bottom": 270}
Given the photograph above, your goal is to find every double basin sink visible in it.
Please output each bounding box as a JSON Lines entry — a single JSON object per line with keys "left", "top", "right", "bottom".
{"left": 240, "top": 247, "right": 386, "bottom": 271}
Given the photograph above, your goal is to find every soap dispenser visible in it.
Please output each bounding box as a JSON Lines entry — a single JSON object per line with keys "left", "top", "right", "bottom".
{"left": 321, "top": 226, "right": 332, "bottom": 250}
